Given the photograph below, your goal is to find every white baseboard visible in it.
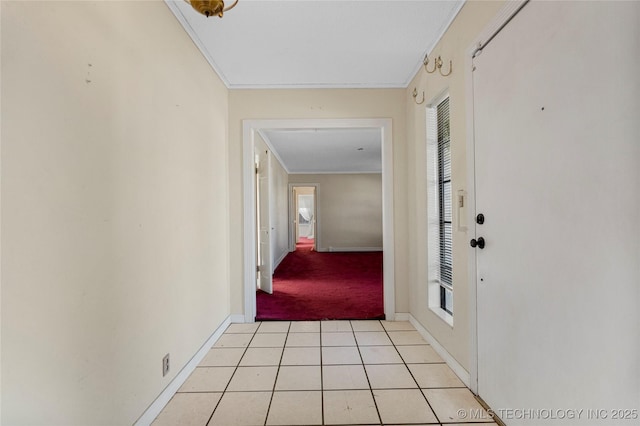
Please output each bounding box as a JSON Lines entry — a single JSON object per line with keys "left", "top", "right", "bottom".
{"left": 273, "top": 250, "right": 288, "bottom": 271}
{"left": 408, "top": 314, "right": 470, "bottom": 387}
{"left": 327, "top": 247, "right": 383, "bottom": 252}
{"left": 134, "top": 316, "right": 232, "bottom": 426}
{"left": 393, "top": 312, "right": 410, "bottom": 321}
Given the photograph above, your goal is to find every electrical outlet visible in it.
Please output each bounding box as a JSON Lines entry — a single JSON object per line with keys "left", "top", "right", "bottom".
{"left": 162, "top": 353, "right": 170, "bottom": 377}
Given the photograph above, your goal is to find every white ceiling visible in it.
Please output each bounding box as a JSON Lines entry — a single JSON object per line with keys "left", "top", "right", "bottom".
{"left": 166, "top": 0, "right": 465, "bottom": 89}
{"left": 166, "top": 0, "right": 464, "bottom": 172}
{"left": 261, "top": 128, "right": 382, "bottom": 173}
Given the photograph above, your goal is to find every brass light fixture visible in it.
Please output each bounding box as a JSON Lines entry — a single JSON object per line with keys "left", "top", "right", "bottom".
{"left": 186, "top": 0, "right": 238, "bottom": 18}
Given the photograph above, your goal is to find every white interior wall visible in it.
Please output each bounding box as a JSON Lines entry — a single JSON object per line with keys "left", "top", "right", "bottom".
{"left": 271, "top": 152, "right": 289, "bottom": 269}
{"left": 1, "top": 2, "right": 230, "bottom": 424}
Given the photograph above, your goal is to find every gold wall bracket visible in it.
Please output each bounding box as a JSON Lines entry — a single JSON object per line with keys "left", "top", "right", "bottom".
{"left": 423, "top": 54, "right": 452, "bottom": 77}
{"left": 412, "top": 88, "right": 425, "bottom": 105}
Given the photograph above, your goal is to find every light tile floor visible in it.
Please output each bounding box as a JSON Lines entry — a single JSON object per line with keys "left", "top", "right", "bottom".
{"left": 152, "top": 320, "right": 497, "bottom": 426}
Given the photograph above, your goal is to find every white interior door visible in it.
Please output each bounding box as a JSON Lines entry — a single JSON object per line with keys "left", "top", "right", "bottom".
{"left": 473, "top": 1, "right": 639, "bottom": 423}
{"left": 257, "top": 148, "right": 273, "bottom": 294}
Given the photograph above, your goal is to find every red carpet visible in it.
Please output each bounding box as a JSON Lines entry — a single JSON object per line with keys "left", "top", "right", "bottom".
{"left": 256, "top": 238, "right": 384, "bottom": 320}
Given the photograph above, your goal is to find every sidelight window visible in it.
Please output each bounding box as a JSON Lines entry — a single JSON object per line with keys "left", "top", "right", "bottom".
{"left": 427, "top": 94, "right": 453, "bottom": 321}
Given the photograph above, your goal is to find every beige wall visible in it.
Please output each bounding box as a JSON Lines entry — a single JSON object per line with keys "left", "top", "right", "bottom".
{"left": 228, "top": 89, "right": 408, "bottom": 315}
{"left": 290, "top": 174, "right": 382, "bottom": 251}
{"left": 1, "top": 2, "right": 230, "bottom": 424}
{"left": 404, "top": 0, "right": 505, "bottom": 371}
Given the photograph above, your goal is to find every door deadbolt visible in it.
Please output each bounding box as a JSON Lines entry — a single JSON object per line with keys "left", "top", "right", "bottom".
{"left": 476, "top": 213, "right": 485, "bottom": 225}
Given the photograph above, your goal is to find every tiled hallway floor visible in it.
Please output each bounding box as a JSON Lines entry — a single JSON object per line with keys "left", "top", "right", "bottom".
{"left": 152, "top": 320, "right": 497, "bottom": 426}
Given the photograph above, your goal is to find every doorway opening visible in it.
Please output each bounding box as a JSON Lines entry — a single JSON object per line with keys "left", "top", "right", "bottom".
{"left": 291, "top": 185, "right": 317, "bottom": 252}
{"left": 243, "top": 119, "right": 395, "bottom": 322}
{"left": 258, "top": 178, "right": 384, "bottom": 320}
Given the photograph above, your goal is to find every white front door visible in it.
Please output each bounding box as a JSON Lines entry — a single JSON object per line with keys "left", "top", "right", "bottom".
{"left": 257, "top": 148, "right": 273, "bottom": 294}
{"left": 473, "top": 1, "right": 639, "bottom": 423}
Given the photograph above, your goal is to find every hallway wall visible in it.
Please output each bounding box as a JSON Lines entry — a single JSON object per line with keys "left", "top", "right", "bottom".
{"left": 228, "top": 89, "right": 408, "bottom": 316}
{"left": 404, "top": 0, "right": 505, "bottom": 372}
{"left": 1, "top": 2, "right": 230, "bottom": 424}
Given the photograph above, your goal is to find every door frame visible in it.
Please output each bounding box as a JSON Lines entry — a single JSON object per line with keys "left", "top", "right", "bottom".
{"left": 288, "top": 184, "right": 319, "bottom": 252}
{"left": 242, "top": 118, "right": 395, "bottom": 323}
{"left": 464, "top": 0, "right": 529, "bottom": 394}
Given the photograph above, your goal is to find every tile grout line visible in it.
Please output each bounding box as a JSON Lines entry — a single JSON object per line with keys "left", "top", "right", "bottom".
{"left": 205, "top": 324, "right": 261, "bottom": 426}
{"left": 167, "top": 322, "right": 486, "bottom": 426}
{"left": 352, "top": 320, "right": 384, "bottom": 426}
{"left": 319, "top": 321, "right": 325, "bottom": 426}
{"left": 389, "top": 325, "right": 489, "bottom": 423}
{"left": 263, "top": 321, "right": 291, "bottom": 426}
{"left": 381, "top": 323, "right": 443, "bottom": 425}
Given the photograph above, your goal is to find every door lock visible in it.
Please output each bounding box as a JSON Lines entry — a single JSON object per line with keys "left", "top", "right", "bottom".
{"left": 476, "top": 213, "right": 485, "bottom": 224}
{"left": 470, "top": 237, "right": 485, "bottom": 249}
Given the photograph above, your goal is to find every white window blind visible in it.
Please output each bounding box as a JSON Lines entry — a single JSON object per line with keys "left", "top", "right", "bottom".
{"left": 436, "top": 97, "right": 453, "bottom": 314}
{"left": 427, "top": 95, "right": 453, "bottom": 318}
